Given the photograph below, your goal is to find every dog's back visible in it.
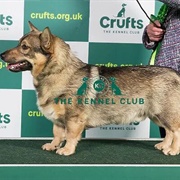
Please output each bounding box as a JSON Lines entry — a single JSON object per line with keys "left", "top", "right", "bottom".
{"left": 75, "top": 66, "right": 180, "bottom": 129}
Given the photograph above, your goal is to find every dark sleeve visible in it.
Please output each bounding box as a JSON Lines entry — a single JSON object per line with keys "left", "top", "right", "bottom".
{"left": 159, "top": 0, "right": 180, "bottom": 8}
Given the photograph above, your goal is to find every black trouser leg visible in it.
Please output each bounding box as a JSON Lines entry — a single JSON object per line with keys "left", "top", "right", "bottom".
{"left": 159, "top": 127, "right": 166, "bottom": 138}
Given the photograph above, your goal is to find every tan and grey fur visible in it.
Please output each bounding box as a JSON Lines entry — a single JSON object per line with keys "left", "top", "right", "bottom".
{"left": 1, "top": 22, "right": 180, "bottom": 156}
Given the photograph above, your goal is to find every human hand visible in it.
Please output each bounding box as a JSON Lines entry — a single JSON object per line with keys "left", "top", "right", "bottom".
{"left": 146, "top": 20, "right": 165, "bottom": 42}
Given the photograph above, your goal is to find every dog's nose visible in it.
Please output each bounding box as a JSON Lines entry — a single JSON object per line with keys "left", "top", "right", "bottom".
{"left": 0, "top": 52, "right": 5, "bottom": 60}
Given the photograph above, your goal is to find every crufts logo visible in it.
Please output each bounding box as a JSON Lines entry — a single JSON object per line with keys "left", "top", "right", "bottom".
{"left": 100, "top": 3, "right": 143, "bottom": 30}
{"left": 0, "top": 14, "right": 13, "bottom": 26}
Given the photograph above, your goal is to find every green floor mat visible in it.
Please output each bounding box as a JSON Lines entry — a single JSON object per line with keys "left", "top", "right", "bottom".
{"left": 0, "top": 139, "right": 180, "bottom": 164}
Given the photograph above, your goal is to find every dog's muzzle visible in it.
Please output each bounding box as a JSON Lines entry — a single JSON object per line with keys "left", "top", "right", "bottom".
{"left": 0, "top": 51, "right": 32, "bottom": 72}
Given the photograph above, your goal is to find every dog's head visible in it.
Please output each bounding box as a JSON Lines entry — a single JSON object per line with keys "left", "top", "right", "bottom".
{"left": 0, "top": 21, "right": 55, "bottom": 73}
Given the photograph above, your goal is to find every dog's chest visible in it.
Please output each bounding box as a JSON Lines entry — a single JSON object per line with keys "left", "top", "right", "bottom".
{"left": 38, "top": 105, "right": 58, "bottom": 122}
{"left": 37, "top": 98, "right": 66, "bottom": 125}
{"left": 37, "top": 103, "right": 59, "bottom": 121}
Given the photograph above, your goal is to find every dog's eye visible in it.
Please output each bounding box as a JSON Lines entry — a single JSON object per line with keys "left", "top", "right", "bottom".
{"left": 21, "top": 44, "right": 29, "bottom": 50}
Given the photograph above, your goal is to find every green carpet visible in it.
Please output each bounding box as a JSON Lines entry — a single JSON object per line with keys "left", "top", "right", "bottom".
{"left": 0, "top": 139, "right": 180, "bottom": 164}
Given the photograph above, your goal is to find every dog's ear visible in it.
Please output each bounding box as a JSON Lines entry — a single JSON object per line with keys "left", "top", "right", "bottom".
{"left": 28, "top": 21, "right": 39, "bottom": 32}
{"left": 40, "top": 27, "right": 53, "bottom": 53}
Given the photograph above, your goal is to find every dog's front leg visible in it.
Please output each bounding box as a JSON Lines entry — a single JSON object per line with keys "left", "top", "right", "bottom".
{"left": 56, "top": 118, "right": 85, "bottom": 156}
{"left": 42, "top": 124, "right": 65, "bottom": 151}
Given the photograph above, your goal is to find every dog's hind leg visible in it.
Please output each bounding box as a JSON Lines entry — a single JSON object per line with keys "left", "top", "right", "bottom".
{"left": 162, "top": 129, "right": 180, "bottom": 156}
{"left": 155, "top": 128, "right": 173, "bottom": 151}
{"left": 42, "top": 124, "right": 65, "bottom": 151}
{"left": 152, "top": 112, "right": 180, "bottom": 155}
{"left": 56, "top": 116, "right": 85, "bottom": 156}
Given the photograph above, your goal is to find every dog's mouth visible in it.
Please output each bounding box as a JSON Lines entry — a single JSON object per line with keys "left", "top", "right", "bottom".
{"left": 7, "top": 60, "right": 32, "bottom": 72}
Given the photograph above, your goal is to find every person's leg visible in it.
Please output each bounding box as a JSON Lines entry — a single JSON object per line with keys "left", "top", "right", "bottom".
{"left": 159, "top": 127, "right": 166, "bottom": 138}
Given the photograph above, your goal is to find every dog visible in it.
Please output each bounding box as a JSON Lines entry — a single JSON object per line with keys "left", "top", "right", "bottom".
{"left": 117, "top": 3, "right": 127, "bottom": 18}
{"left": 1, "top": 21, "right": 180, "bottom": 156}
{"left": 109, "top": 77, "right": 122, "bottom": 95}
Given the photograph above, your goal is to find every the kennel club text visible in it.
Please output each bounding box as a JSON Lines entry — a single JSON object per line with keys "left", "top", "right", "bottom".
{"left": 56, "top": 97, "right": 144, "bottom": 105}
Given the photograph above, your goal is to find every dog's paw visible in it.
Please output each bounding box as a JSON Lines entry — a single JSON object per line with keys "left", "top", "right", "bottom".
{"left": 56, "top": 147, "right": 75, "bottom": 156}
{"left": 42, "top": 143, "right": 57, "bottom": 151}
{"left": 162, "top": 147, "right": 180, "bottom": 156}
{"left": 154, "top": 142, "right": 169, "bottom": 151}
